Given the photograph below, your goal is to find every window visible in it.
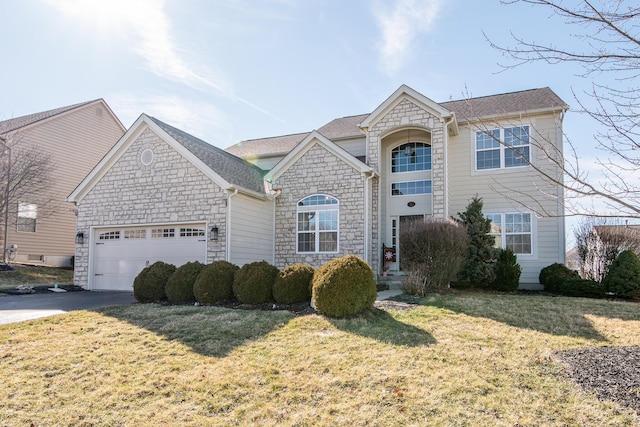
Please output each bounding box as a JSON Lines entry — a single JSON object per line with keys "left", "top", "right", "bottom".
{"left": 151, "top": 228, "right": 175, "bottom": 238}
{"left": 124, "top": 229, "right": 146, "bottom": 239}
{"left": 391, "top": 180, "right": 432, "bottom": 196}
{"left": 99, "top": 231, "right": 120, "bottom": 240}
{"left": 17, "top": 203, "right": 37, "bottom": 233}
{"left": 297, "top": 195, "right": 338, "bottom": 253}
{"left": 391, "top": 142, "right": 431, "bottom": 173}
{"left": 476, "top": 126, "right": 530, "bottom": 170}
{"left": 180, "top": 227, "right": 205, "bottom": 237}
{"left": 486, "top": 213, "right": 532, "bottom": 255}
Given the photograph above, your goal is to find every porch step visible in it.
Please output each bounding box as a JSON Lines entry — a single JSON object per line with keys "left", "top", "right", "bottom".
{"left": 377, "top": 273, "right": 405, "bottom": 290}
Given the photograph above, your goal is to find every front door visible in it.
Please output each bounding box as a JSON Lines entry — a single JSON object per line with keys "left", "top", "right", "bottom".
{"left": 386, "top": 215, "right": 424, "bottom": 272}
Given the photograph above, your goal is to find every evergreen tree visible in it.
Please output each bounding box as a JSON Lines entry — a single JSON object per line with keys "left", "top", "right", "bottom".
{"left": 456, "top": 195, "right": 498, "bottom": 287}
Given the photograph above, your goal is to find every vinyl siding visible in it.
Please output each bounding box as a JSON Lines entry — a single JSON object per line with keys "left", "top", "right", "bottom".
{"left": 228, "top": 193, "right": 275, "bottom": 266}
{"left": 4, "top": 103, "right": 123, "bottom": 265}
{"left": 448, "top": 114, "right": 565, "bottom": 284}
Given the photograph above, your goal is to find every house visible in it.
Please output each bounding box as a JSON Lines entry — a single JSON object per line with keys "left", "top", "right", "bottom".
{"left": 0, "top": 100, "right": 125, "bottom": 266}
{"left": 68, "top": 85, "right": 568, "bottom": 290}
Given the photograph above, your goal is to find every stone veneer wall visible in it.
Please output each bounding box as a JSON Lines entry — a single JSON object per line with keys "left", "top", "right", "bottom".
{"left": 366, "top": 98, "right": 447, "bottom": 272}
{"left": 273, "top": 142, "right": 366, "bottom": 269}
{"left": 73, "top": 127, "right": 227, "bottom": 288}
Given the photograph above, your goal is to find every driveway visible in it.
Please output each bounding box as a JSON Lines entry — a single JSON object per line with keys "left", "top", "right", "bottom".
{"left": 0, "top": 290, "right": 136, "bottom": 325}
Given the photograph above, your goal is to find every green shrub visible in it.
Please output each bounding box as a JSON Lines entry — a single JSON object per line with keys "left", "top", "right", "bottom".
{"left": 273, "top": 263, "right": 314, "bottom": 304}
{"left": 539, "top": 263, "right": 578, "bottom": 293}
{"left": 603, "top": 250, "right": 640, "bottom": 300}
{"left": 400, "top": 218, "right": 468, "bottom": 295}
{"left": 193, "top": 261, "right": 239, "bottom": 304}
{"left": 165, "top": 261, "right": 205, "bottom": 303}
{"left": 557, "top": 278, "right": 606, "bottom": 299}
{"left": 133, "top": 261, "right": 176, "bottom": 303}
{"left": 312, "top": 254, "right": 377, "bottom": 318}
{"left": 233, "top": 261, "right": 279, "bottom": 304}
{"left": 491, "top": 248, "right": 521, "bottom": 292}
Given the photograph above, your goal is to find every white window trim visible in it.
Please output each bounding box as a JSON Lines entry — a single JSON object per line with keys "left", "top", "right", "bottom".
{"left": 485, "top": 211, "right": 537, "bottom": 259}
{"left": 390, "top": 179, "right": 433, "bottom": 197}
{"left": 17, "top": 202, "right": 38, "bottom": 233}
{"left": 471, "top": 123, "right": 534, "bottom": 175}
{"left": 296, "top": 194, "right": 339, "bottom": 254}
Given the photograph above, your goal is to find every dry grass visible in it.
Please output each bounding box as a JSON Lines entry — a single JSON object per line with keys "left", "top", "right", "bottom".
{"left": 0, "top": 264, "right": 73, "bottom": 291}
{"left": 1, "top": 293, "right": 639, "bottom": 426}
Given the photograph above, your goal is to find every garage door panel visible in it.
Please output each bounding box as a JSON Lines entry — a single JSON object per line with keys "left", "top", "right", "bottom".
{"left": 93, "top": 225, "right": 206, "bottom": 291}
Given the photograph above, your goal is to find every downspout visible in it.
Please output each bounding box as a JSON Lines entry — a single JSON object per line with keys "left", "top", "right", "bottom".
{"left": 271, "top": 189, "right": 282, "bottom": 266}
{"left": 225, "top": 188, "right": 238, "bottom": 262}
{"left": 443, "top": 115, "right": 455, "bottom": 219}
{"left": 364, "top": 170, "right": 376, "bottom": 265}
{"left": 557, "top": 110, "right": 566, "bottom": 263}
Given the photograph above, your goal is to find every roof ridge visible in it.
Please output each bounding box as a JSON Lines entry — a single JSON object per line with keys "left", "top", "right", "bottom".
{"left": 441, "top": 87, "right": 551, "bottom": 105}
{"left": 241, "top": 131, "right": 310, "bottom": 143}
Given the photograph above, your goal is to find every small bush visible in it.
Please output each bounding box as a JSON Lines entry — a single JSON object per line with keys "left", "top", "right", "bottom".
{"left": 603, "top": 250, "right": 640, "bottom": 300}
{"left": 133, "top": 261, "right": 176, "bottom": 303}
{"left": 491, "top": 248, "right": 521, "bottom": 292}
{"left": 233, "top": 261, "right": 279, "bottom": 304}
{"left": 194, "top": 261, "right": 239, "bottom": 304}
{"left": 165, "top": 261, "right": 205, "bottom": 303}
{"left": 539, "top": 263, "right": 578, "bottom": 293}
{"left": 557, "top": 278, "right": 606, "bottom": 299}
{"left": 273, "top": 264, "right": 314, "bottom": 304}
{"left": 312, "top": 254, "right": 377, "bottom": 318}
{"left": 400, "top": 218, "right": 468, "bottom": 295}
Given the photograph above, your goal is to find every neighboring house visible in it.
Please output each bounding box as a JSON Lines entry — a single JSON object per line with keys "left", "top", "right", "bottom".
{"left": 574, "top": 224, "right": 640, "bottom": 281}
{"left": 68, "top": 85, "right": 568, "bottom": 290}
{"left": 0, "top": 100, "right": 125, "bottom": 266}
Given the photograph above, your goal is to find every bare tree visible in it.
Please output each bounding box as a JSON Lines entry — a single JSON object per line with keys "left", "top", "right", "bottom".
{"left": 0, "top": 133, "right": 57, "bottom": 261}
{"left": 481, "top": 0, "right": 640, "bottom": 219}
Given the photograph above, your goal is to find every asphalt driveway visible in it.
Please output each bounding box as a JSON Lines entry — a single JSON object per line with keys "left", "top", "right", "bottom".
{"left": 0, "top": 290, "right": 136, "bottom": 325}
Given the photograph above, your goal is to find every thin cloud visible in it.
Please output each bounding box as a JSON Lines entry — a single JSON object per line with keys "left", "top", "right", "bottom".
{"left": 373, "top": 0, "right": 441, "bottom": 74}
{"left": 42, "top": 0, "right": 280, "bottom": 121}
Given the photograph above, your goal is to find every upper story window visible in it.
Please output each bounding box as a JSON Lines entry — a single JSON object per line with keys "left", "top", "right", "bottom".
{"left": 476, "top": 126, "right": 530, "bottom": 170}
{"left": 297, "top": 194, "right": 338, "bottom": 253}
{"left": 17, "top": 202, "right": 37, "bottom": 233}
{"left": 391, "top": 142, "right": 431, "bottom": 173}
{"left": 486, "top": 212, "right": 532, "bottom": 255}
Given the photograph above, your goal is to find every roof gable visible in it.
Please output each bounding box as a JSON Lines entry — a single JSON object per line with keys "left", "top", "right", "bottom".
{"left": 0, "top": 99, "right": 125, "bottom": 136}
{"left": 68, "top": 114, "right": 266, "bottom": 203}
{"left": 265, "top": 130, "right": 376, "bottom": 182}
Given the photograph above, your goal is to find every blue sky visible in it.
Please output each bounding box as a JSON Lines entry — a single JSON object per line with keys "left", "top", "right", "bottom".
{"left": 0, "top": 0, "right": 625, "bottom": 241}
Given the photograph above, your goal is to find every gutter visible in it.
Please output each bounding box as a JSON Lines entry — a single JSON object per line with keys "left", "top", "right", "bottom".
{"left": 225, "top": 188, "right": 238, "bottom": 262}
{"left": 363, "top": 170, "right": 377, "bottom": 264}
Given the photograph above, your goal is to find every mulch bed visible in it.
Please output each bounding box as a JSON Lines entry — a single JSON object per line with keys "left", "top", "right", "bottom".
{"left": 0, "top": 284, "right": 84, "bottom": 295}
{"left": 556, "top": 346, "right": 640, "bottom": 415}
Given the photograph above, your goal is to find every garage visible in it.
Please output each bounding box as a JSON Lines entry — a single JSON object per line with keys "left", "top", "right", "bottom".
{"left": 91, "top": 224, "right": 207, "bottom": 291}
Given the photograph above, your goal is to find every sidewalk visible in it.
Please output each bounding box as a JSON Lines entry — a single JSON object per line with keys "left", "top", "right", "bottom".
{"left": 376, "top": 289, "right": 403, "bottom": 301}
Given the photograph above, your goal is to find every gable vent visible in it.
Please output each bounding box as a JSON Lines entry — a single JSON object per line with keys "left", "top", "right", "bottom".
{"left": 96, "top": 107, "right": 103, "bottom": 117}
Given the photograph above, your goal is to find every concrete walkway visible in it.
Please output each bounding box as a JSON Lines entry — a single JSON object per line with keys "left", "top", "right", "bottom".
{"left": 0, "top": 290, "right": 136, "bottom": 326}
{"left": 376, "top": 289, "right": 403, "bottom": 300}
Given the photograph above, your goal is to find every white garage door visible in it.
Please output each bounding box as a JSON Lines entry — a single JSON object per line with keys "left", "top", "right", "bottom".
{"left": 92, "top": 224, "right": 207, "bottom": 291}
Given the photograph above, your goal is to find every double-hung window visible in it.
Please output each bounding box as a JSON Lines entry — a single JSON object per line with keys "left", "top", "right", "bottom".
{"left": 17, "top": 202, "right": 37, "bottom": 233}
{"left": 297, "top": 195, "right": 338, "bottom": 253}
{"left": 476, "top": 126, "right": 530, "bottom": 170}
{"left": 486, "top": 212, "right": 533, "bottom": 255}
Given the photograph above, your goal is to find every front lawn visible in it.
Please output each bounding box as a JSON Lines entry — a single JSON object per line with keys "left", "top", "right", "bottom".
{"left": 1, "top": 292, "right": 639, "bottom": 425}
{"left": 0, "top": 264, "right": 73, "bottom": 291}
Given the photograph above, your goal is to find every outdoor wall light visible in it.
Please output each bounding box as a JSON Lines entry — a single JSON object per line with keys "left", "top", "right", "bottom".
{"left": 210, "top": 225, "right": 219, "bottom": 241}
{"left": 75, "top": 231, "right": 85, "bottom": 244}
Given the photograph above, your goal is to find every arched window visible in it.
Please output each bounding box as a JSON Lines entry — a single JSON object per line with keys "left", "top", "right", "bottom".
{"left": 391, "top": 142, "right": 431, "bottom": 173}
{"left": 297, "top": 194, "right": 339, "bottom": 253}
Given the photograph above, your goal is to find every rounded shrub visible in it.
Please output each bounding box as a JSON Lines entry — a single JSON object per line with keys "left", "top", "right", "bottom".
{"left": 273, "top": 263, "right": 314, "bottom": 304}
{"left": 233, "top": 261, "right": 279, "bottom": 304}
{"left": 557, "top": 278, "right": 606, "bottom": 299}
{"left": 194, "top": 261, "right": 239, "bottom": 304}
{"left": 133, "top": 261, "right": 176, "bottom": 303}
{"left": 491, "top": 248, "right": 521, "bottom": 292}
{"left": 311, "top": 254, "right": 377, "bottom": 318}
{"left": 603, "top": 250, "right": 640, "bottom": 300}
{"left": 165, "top": 261, "right": 205, "bottom": 303}
{"left": 539, "top": 263, "right": 578, "bottom": 293}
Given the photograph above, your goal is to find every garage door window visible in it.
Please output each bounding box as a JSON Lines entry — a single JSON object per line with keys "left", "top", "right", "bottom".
{"left": 152, "top": 228, "right": 175, "bottom": 238}
{"left": 124, "top": 229, "right": 146, "bottom": 239}
{"left": 99, "top": 231, "right": 120, "bottom": 240}
{"left": 180, "top": 227, "right": 205, "bottom": 237}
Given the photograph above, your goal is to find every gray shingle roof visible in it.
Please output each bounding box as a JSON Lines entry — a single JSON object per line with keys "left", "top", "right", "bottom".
{"left": 150, "top": 117, "right": 266, "bottom": 194}
{"left": 0, "top": 100, "right": 99, "bottom": 135}
{"left": 224, "top": 132, "right": 310, "bottom": 158}
{"left": 225, "top": 87, "right": 567, "bottom": 160}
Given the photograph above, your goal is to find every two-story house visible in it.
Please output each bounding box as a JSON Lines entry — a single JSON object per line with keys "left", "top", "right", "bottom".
{"left": 68, "top": 85, "right": 568, "bottom": 290}
{"left": 0, "top": 100, "right": 125, "bottom": 266}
